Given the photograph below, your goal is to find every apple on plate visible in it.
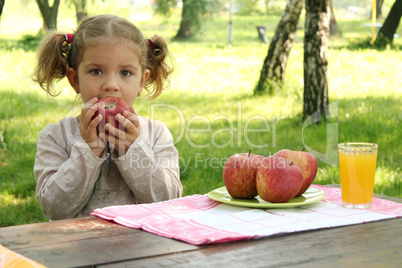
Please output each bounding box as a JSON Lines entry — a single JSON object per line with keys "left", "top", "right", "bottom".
{"left": 256, "top": 156, "right": 303, "bottom": 203}
{"left": 222, "top": 150, "right": 264, "bottom": 199}
{"left": 275, "top": 149, "right": 318, "bottom": 196}
{"left": 93, "top": 96, "right": 130, "bottom": 133}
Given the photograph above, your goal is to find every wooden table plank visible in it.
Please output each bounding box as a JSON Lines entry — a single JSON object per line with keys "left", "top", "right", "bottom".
{"left": 103, "top": 218, "right": 401, "bottom": 268}
{"left": 1, "top": 186, "right": 401, "bottom": 267}
{"left": 11, "top": 230, "right": 200, "bottom": 267}
{"left": 0, "top": 217, "right": 133, "bottom": 249}
{"left": 0, "top": 216, "right": 199, "bottom": 267}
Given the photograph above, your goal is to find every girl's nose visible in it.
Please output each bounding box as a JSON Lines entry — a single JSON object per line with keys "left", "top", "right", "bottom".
{"left": 102, "top": 75, "right": 120, "bottom": 92}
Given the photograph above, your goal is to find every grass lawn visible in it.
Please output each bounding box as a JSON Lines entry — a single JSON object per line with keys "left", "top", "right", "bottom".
{"left": 0, "top": 6, "right": 401, "bottom": 226}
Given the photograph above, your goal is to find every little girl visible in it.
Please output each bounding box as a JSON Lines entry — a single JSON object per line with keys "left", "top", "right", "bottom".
{"left": 33, "top": 15, "right": 182, "bottom": 220}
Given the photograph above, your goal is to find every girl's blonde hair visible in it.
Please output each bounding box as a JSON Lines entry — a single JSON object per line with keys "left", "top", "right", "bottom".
{"left": 33, "top": 14, "right": 173, "bottom": 100}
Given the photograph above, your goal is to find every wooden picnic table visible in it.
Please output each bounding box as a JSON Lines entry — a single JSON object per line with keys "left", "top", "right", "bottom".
{"left": 1, "top": 184, "right": 401, "bottom": 267}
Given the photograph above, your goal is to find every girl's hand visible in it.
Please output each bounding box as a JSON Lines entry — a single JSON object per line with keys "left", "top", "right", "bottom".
{"left": 99, "top": 106, "right": 140, "bottom": 157}
{"left": 79, "top": 97, "right": 106, "bottom": 157}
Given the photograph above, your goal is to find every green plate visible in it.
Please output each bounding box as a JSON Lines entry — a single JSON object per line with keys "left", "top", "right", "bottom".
{"left": 207, "top": 186, "right": 326, "bottom": 208}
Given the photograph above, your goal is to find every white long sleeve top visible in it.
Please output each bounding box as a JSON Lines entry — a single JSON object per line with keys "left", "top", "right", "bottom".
{"left": 34, "top": 115, "right": 182, "bottom": 220}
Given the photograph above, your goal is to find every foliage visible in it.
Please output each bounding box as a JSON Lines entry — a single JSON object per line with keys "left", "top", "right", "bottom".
{"left": 236, "top": 0, "right": 263, "bottom": 16}
{"left": 264, "top": 0, "right": 288, "bottom": 16}
{"left": 331, "top": 0, "right": 396, "bottom": 18}
{"left": 154, "top": 0, "right": 177, "bottom": 16}
{"left": 374, "top": 32, "right": 393, "bottom": 48}
{"left": 0, "top": 31, "right": 45, "bottom": 51}
{"left": 347, "top": 33, "right": 401, "bottom": 50}
{"left": 20, "top": 31, "right": 45, "bottom": 50}
{"left": 233, "top": 0, "right": 285, "bottom": 16}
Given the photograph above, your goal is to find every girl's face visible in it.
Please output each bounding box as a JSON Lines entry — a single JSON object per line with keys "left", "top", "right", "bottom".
{"left": 67, "top": 40, "right": 150, "bottom": 107}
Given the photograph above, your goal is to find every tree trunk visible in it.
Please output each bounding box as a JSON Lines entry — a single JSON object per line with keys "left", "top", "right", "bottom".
{"left": 36, "top": 0, "right": 60, "bottom": 30}
{"left": 0, "top": 125, "right": 4, "bottom": 151}
{"left": 375, "top": 0, "right": 402, "bottom": 44}
{"left": 377, "top": 0, "right": 384, "bottom": 18}
{"left": 254, "top": 0, "right": 304, "bottom": 95}
{"left": 371, "top": 0, "right": 384, "bottom": 19}
{"left": 303, "top": 0, "right": 330, "bottom": 122}
{"left": 74, "top": 0, "right": 88, "bottom": 24}
{"left": 329, "top": 0, "right": 340, "bottom": 36}
{"left": 0, "top": 0, "right": 4, "bottom": 17}
{"left": 173, "top": 0, "right": 195, "bottom": 40}
{"left": 0, "top": 0, "right": 4, "bottom": 33}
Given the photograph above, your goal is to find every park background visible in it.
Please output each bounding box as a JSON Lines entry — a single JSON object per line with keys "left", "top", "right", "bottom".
{"left": 0, "top": 0, "right": 401, "bottom": 226}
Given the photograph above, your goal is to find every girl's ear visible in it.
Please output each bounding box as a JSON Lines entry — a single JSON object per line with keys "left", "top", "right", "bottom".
{"left": 66, "top": 68, "right": 80, "bottom": 94}
{"left": 139, "top": 69, "right": 151, "bottom": 95}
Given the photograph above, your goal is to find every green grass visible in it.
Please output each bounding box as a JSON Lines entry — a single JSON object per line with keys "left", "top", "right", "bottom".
{"left": 1, "top": 9, "right": 401, "bottom": 227}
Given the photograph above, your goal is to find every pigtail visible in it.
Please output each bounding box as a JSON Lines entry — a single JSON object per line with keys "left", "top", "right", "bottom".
{"left": 145, "top": 35, "right": 174, "bottom": 100}
{"left": 33, "top": 32, "right": 71, "bottom": 96}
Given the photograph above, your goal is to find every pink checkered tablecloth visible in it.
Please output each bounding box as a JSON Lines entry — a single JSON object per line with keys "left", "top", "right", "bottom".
{"left": 91, "top": 185, "right": 402, "bottom": 245}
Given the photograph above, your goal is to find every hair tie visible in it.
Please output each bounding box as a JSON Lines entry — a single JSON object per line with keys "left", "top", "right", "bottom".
{"left": 147, "top": 39, "right": 155, "bottom": 47}
{"left": 65, "top": 34, "right": 73, "bottom": 44}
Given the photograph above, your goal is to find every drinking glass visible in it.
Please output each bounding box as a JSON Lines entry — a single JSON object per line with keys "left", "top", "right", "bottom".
{"left": 338, "top": 142, "right": 378, "bottom": 209}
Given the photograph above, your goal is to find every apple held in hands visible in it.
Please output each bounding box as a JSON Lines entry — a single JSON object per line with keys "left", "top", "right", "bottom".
{"left": 222, "top": 151, "right": 264, "bottom": 199}
{"left": 256, "top": 156, "right": 303, "bottom": 203}
{"left": 93, "top": 96, "right": 130, "bottom": 132}
{"left": 275, "top": 149, "right": 318, "bottom": 196}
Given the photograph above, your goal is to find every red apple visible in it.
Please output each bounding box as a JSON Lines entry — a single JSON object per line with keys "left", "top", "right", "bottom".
{"left": 256, "top": 156, "right": 303, "bottom": 203}
{"left": 222, "top": 151, "right": 264, "bottom": 199}
{"left": 275, "top": 149, "right": 318, "bottom": 196}
{"left": 93, "top": 96, "right": 130, "bottom": 132}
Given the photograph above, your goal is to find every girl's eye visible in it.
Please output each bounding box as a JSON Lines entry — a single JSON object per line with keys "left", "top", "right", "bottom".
{"left": 121, "top": 70, "right": 132, "bottom": 77}
{"left": 91, "top": 69, "right": 102, "bottom": 75}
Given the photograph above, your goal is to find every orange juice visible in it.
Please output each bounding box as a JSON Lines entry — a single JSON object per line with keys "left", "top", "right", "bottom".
{"left": 338, "top": 142, "right": 378, "bottom": 208}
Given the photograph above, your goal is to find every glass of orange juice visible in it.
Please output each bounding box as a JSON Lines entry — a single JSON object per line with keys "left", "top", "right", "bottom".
{"left": 338, "top": 142, "right": 378, "bottom": 209}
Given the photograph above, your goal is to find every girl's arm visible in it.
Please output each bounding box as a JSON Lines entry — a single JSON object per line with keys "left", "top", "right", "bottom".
{"left": 113, "top": 119, "right": 182, "bottom": 203}
{"left": 34, "top": 119, "right": 104, "bottom": 220}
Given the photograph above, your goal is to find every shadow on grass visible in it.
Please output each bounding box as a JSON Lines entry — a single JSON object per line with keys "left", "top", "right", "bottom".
{"left": 0, "top": 139, "right": 48, "bottom": 226}
{"left": 0, "top": 141, "right": 37, "bottom": 190}
{"left": 0, "top": 190, "right": 48, "bottom": 227}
